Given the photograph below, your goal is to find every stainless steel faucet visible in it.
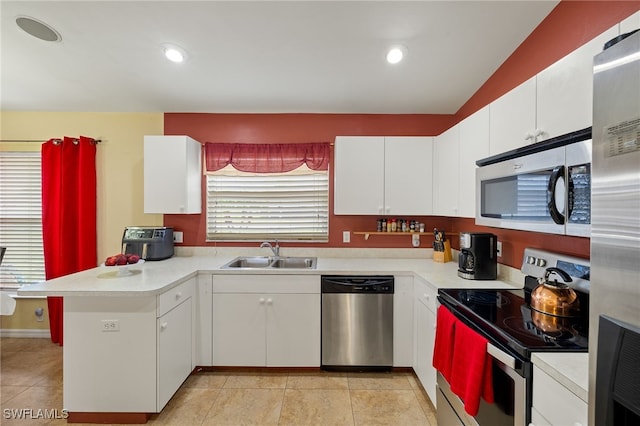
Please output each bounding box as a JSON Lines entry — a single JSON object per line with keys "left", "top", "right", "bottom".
{"left": 260, "top": 240, "right": 280, "bottom": 257}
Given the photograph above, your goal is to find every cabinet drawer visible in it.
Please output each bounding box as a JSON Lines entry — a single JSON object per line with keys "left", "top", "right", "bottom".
{"left": 213, "top": 274, "right": 320, "bottom": 294}
{"left": 532, "top": 365, "right": 588, "bottom": 426}
{"left": 158, "top": 278, "right": 194, "bottom": 317}
{"left": 414, "top": 277, "right": 437, "bottom": 313}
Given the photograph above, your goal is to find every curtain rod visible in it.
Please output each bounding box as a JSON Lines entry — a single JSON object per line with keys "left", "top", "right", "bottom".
{"left": 0, "top": 138, "right": 102, "bottom": 143}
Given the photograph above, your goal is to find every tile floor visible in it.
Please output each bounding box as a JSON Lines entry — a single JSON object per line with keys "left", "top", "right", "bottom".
{"left": 1, "top": 338, "right": 437, "bottom": 425}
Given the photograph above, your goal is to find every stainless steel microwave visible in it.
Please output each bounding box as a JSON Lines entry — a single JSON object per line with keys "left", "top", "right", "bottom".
{"left": 476, "top": 128, "right": 592, "bottom": 237}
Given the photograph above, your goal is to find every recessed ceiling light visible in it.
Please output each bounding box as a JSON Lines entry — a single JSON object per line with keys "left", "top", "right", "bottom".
{"left": 16, "top": 16, "right": 61, "bottom": 42}
{"left": 163, "top": 45, "right": 187, "bottom": 63}
{"left": 386, "top": 46, "right": 407, "bottom": 64}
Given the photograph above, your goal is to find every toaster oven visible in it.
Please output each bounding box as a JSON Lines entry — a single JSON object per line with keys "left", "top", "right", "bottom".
{"left": 121, "top": 226, "right": 174, "bottom": 260}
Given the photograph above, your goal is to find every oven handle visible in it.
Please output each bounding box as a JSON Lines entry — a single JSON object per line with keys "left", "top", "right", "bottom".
{"left": 487, "top": 343, "right": 516, "bottom": 369}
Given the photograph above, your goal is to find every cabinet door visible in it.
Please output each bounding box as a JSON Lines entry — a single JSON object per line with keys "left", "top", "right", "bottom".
{"left": 384, "top": 137, "right": 433, "bottom": 215}
{"left": 213, "top": 293, "right": 265, "bottom": 366}
{"left": 489, "top": 76, "right": 536, "bottom": 155}
{"left": 458, "top": 106, "right": 490, "bottom": 218}
{"left": 157, "top": 298, "right": 192, "bottom": 410}
{"left": 195, "top": 274, "right": 213, "bottom": 366}
{"left": 414, "top": 298, "right": 437, "bottom": 406}
{"left": 433, "top": 126, "right": 460, "bottom": 216}
{"left": 537, "top": 25, "right": 618, "bottom": 141}
{"left": 334, "top": 136, "right": 385, "bottom": 214}
{"left": 266, "top": 293, "right": 320, "bottom": 367}
{"left": 144, "top": 135, "right": 202, "bottom": 214}
{"left": 532, "top": 365, "right": 588, "bottom": 426}
{"left": 393, "top": 276, "right": 414, "bottom": 367}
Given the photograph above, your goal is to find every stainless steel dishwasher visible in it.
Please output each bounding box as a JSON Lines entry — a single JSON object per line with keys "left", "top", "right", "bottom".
{"left": 321, "top": 275, "right": 394, "bottom": 370}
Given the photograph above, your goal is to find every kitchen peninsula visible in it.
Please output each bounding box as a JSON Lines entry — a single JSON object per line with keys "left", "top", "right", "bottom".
{"left": 18, "top": 250, "right": 522, "bottom": 423}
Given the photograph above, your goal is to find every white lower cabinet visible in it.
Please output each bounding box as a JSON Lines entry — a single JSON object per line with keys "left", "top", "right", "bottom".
{"left": 531, "top": 365, "right": 587, "bottom": 426}
{"left": 194, "top": 273, "right": 213, "bottom": 366}
{"left": 393, "top": 276, "right": 414, "bottom": 367}
{"left": 157, "top": 296, "right": 192, "bottom": 409}
{"left": 213, "top": 293, "right": 266, "bottom": 365}
{"left": 212, "top": 275, "right": 320, "bottom": 367}
{"left": 413, "top": 277, "right": 438, "bottom": 406}
{"left": 63, "top": 278, "right": 194, "bottom": 413}
{"left": 265, "top": 293, "right": 321, "bottom": 367}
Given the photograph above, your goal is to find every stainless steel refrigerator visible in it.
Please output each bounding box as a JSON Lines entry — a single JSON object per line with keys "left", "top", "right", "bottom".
{"left": 590, "top": 29, "right": 640, "bottom": 425}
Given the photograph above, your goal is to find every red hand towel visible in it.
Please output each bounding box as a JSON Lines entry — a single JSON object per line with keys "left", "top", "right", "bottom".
{"left": 432, "top": 305, "right": 457, "bottom": 382}
{"left": 450, "top": 320, "right": 494, "bottom": 416}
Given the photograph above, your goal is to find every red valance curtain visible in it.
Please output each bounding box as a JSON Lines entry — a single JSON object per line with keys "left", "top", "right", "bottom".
{"left": 42, "top": 136, "right": 97, "bottom": 346}
{"left": 204, "top": 142, "right": 330, "bottom": 173}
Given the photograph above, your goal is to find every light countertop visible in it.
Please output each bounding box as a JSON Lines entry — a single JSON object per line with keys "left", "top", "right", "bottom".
{"left": 17, "top": 248, "right": 523, "bottom": 297}
{"left": 532, "top": 352, "right": 589, "bottom": 403}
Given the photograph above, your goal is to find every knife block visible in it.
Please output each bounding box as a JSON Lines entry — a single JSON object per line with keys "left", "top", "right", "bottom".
{"left": 433, "top": 240, "right": 452, "bottom": 263}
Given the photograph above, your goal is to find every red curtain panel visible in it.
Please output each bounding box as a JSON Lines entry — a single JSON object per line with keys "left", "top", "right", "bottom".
{"left": 41, "top": 136, "right": 97, "bottom": 345}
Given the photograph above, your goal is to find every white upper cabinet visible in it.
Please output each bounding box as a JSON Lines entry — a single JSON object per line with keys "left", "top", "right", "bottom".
{"left": 433, "top": 126, "right": 459, "bottom": 216}
{"left": 384, "top": 137, "right": 433, "bottom": 216}
{"left": 536, "top": 25, "right": 619, "bottom": 141}
{"left": 334, "top": 136, "right": 433, "bottom": 215}
{"left": 334, "top": 136, "right": 385, "bottom": 215}
{"left": 489, "top": 76, "right": 537, "bottom": 156}
{"left": 490, "top": 24, "right": 621, "bottom": 156}
{"left": 620, "top": 10, "right": 640, "bottom": 34}
{"left": 458, "top": 106, "right": 490, "bottom": 218}
{"left": 144, "top": 135, "right": 202, "bottom": 214}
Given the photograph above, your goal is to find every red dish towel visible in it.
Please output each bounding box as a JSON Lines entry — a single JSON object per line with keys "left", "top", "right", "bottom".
{"left": 432, "top": 305, "right": 458, "bottom": 382}
{"left": 450, "top": 320, "right": 494, "bottom": 416}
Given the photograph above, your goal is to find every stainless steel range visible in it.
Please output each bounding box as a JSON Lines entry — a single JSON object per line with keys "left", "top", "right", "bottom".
{"left": 437, "top": 248, "right": 590, "bottom": 426}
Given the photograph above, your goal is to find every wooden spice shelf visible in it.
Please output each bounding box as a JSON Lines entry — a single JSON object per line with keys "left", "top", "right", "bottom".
{"left": 353, "top": 231, "right": 458, "bottom": 240}
{"left": 353, "top": 231, "right": 433, "bottom": 241}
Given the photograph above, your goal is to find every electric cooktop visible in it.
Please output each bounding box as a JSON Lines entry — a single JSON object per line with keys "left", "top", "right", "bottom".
{"left": 438, "top": 286, "right": 589, "bottom": 359}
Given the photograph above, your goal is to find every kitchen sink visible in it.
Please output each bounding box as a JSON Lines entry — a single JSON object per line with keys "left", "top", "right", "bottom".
{"left": 270, "top": 257, "right": 316, "bottom": 269}
{"left": 223, "top": 256, "right": 272, "bottom": 268}
{"left": 221, "top": 256, "right": 317, "bottom": 269}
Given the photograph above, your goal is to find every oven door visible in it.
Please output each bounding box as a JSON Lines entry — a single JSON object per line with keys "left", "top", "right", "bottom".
{"left": 436, "top": 343, "right": 529, "bottom": 426}
{"left": 476, "top": 145, "right": 566, "bottom": 235}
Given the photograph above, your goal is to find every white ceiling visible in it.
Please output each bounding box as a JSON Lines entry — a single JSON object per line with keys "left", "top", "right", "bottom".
{"left": 1, "top": 1, "right": 558, "bottom": 114}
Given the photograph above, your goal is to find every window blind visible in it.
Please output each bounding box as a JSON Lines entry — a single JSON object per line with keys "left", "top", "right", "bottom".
{"left": 206, "top": 168, "right": 328, "bottom": 241}
{"left": 0, "top": 152, "right": 45, "bottom": 286}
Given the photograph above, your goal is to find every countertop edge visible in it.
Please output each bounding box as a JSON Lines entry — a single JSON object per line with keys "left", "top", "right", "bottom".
{"left": 17, "top": 256, "right": 523, "bottom": 297}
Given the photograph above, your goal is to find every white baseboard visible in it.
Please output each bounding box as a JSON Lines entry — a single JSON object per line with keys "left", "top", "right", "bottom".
{"left": 0, "top": 328, "right": 51, "bottom": 338}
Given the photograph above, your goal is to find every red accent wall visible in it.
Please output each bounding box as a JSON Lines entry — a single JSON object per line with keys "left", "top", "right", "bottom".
{"left": 163, "top": 114, "right": 455, "bottom": 251}
{"left": 163, "top": 1, "right": 639, "bottom": 268}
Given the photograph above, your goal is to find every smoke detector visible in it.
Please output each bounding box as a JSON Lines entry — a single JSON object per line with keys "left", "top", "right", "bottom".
{"left": 16, "top": 16, "right": 61, "bottom": 42}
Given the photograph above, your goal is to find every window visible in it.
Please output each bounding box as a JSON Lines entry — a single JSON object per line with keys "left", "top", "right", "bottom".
{"left": 206, "top": 165, "right": 329, "bottom": 241}
{"left": 0, "top": 151, "right": 45, "bottom": 286}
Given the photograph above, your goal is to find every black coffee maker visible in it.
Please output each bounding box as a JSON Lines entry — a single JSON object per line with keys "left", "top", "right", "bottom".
{"left": 458, "top": 232, "right": 497, "bottom": 280}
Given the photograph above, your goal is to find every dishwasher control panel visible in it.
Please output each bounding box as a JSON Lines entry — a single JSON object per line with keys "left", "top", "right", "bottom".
{"left": 321, "top": 276, "right": 394, "bottom": 294}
